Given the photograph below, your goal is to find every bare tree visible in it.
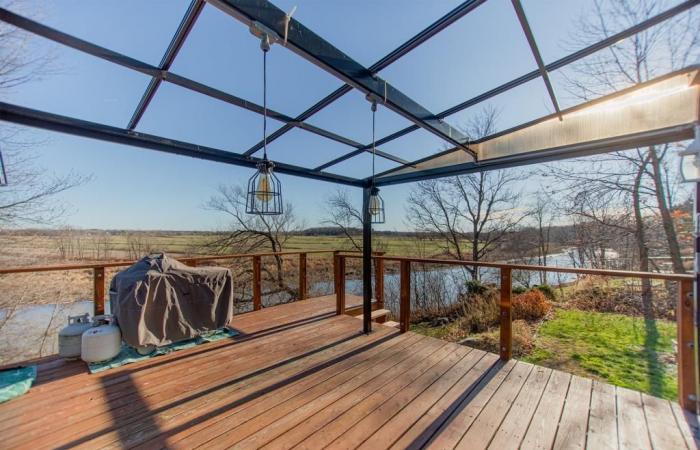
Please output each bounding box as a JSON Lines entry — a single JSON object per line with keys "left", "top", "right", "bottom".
{"left": 0, "top": 2, "right": 88, "bottom": 228}
{"left": 406, "top": 107, "right": 525, "bottom": 279}
{"left": 206, "top": 184, "right": 301, "bottom": 291}
{"left": 551, "top": 0, "right": 699, "bottom": 276}
{"left": 530, "top": 193, "right": 558, "bottom": 284}
{"left": 323, "top": 189, "right": 363, "bottom": 251}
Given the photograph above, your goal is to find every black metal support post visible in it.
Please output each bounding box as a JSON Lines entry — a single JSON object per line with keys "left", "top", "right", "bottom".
{"left": 362, "top": 185, "right": 373, "bottom": 334}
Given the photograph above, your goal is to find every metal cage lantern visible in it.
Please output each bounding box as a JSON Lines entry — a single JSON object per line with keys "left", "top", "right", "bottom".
{"left": 369, "top": 186, "right": 384, "bottom": 224}
{"left": 246, "top": 159, "right": 283, "bottom": 215}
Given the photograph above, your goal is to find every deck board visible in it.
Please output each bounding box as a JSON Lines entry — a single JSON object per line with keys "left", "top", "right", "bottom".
{"left": 0, "top": 294, "right": 695, "bottom": 450}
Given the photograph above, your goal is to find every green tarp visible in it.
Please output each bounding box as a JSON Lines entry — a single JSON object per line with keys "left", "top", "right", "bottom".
{"left": 0, "top": 365, "right": 36, "bottom": 403}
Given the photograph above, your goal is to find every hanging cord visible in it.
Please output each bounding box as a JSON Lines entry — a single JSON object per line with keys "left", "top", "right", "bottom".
{"left": 371, "top": 100, "right": 377, "bottom": 185}
{"left": 261, "top": 35, "right": 270, "bottom": 161}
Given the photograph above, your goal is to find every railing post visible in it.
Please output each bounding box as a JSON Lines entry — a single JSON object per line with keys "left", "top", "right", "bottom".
{"left": 299, "top": 252, "right": 307, "bottom": 300}
{"left": 678, "top": 279, "right": 697, "bottom": 412}
{"left": 375, "top": 254, "right": 384, "bottom": 308}
{"left": 400, "top": 260, "right": 411, "bottom": 333}
{"left": 93, "top": 267, "right": 105, "bottom": 316}
{"left": 252, "top": 255, "right": 262, "bottom": 311}
{"left": 336, "top": 255, "right": 345, "bottom": 315}
{"left": 333, "top": 250, "right": 340, "bottom": 294}
{"left": 500, "top": 267, "right": 512, "bottom": 360}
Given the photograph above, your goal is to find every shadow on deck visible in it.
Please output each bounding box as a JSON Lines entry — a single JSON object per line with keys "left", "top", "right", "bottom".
{"left": 0, "top": 294, "right": 698, "bottom": 449}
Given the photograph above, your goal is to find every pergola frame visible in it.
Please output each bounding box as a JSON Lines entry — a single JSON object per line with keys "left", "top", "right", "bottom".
{"left": 0, "top": 0, "right": 699, "bottom": 336}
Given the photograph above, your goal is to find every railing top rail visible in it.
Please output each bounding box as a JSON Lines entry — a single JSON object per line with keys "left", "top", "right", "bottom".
{"left": 0, "top": 249, "right": 335, "bottom": 275}
{"left": 342, "top": 254, "right": 694, "bottom": 282}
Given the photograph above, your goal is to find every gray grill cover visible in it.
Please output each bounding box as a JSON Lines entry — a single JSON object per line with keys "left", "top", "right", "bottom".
{"left": 109, "top": 254, "right": 234, "bottom": 347}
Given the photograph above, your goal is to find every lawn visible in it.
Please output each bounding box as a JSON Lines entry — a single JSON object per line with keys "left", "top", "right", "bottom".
{"left": 523, "top": 308, "right": 678, "bottom": 400}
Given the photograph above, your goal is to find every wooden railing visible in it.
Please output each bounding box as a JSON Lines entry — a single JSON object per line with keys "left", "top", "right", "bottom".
{"left": 0, "top": 250, "right": 336, "bottom": 315}
{"left": 338, "top": 253, "right": 697, "bottom": 411}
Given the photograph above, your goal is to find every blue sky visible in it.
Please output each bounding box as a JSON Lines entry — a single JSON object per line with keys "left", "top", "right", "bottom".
{"left": 2, "top": 0, "right": 638, "bottom": 231}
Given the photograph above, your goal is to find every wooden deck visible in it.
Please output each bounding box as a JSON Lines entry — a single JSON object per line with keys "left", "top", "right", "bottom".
{"left": 1, "top": 294, "right": 699, "bottom": 450}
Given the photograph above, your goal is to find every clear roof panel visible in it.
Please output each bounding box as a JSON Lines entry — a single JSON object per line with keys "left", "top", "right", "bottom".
{"left": 380, "top": 0, "right": 537, "bottom": 114}
{"left": 549, "top": 14, "right": 700, "bottom": 110}
{"left": 522, "top": 0, "right": 689, "bottom": 64}
{"left": 135, "top": 82, "right": 282, "bottom": 153}
{"left": 305, "top": 89, "right": 416, "bottom": 144}
{"left": 324, "top": 150, "right": 401, "bottom": 180}
{"left": 264, "top": 127, "right": 353, "bottom": 169}
{"left": 17, "top": 0, "right": 190, "bottom": 66}
{"left": 168, "top": 4, "right": 343, "bottom": 118}
{"left": 271, "top": 0, "right": 465, "bottom": 67}
{"left": 1, "top": 37, "right": 150, "bottom": 127}
{"left": 376, "top": 127, "right": 453, "bottom": 163}
{"left": 443, "top": 77, "right": 552, "bottom": 137}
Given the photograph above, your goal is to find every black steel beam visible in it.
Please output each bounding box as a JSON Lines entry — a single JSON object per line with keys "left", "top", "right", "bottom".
{"left": 242, "top": 0, "right": 486, "bottom": 157}
{"left": 128, "top": 0, "right": 205, "bottom": 130}
{"left": 210, "top": 0, "right": 476, "bottom": 157}
{"left": 510, "top": 0, "right": 562, "bottom": 119}
{"left": 316, "top": 0, "right": 699, "bottom": 171}
{"left": 374, "top": 124, "right": 695, "bottom": 186}
{"left": 0, "top": 101, "right": 363, "bottom": 186}
{"left": 0, "top": 7, "right": 403, "bottom": 163}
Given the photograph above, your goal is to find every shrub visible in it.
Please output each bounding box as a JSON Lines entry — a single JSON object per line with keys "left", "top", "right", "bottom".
{"left": 456, "top": 286, "right": 499, "bottom": 333}
{"left": 512, "top": 286, "right": 527, "bottom": 295}
{"left": 513, "top": 289, "right": 552, "bottom": 321}
{"left": 465, "top": 279, "right": 489, "bottom": 295}
{"left": 532, "top": 284, "right": 556, "bottom": 300}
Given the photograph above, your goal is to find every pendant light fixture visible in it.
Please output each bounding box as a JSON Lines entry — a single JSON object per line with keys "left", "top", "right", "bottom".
{"left": 0, "top": 147, "right": 7, "bottom": 186}
{"left": 246, "top": 33, "right": 283, "bottom": 215}
{"left": 368, "top": 98, "right": 385, "bottom": 224}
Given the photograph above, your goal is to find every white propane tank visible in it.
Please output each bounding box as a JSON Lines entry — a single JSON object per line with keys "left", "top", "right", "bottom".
{"left": 81, "top": 315, "right": 121, "bottom": 363}
{"left": 58, "top": 313, "right": 92, "bottom": 359}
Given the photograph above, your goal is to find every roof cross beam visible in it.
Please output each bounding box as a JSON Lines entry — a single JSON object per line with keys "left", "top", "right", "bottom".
{"left": 0, "top": 7, "right": 407, "bottom": 163}
{"left": 510, "top": 0, "right": 562, "bottom": 120}
{"left": 128, "top": 0, "right": 206, "bottom": 130}
{"left": 209, "top": 0, "right": 478, "bottom": 160}
{"left": 315, "top": 0, "right": 699, "bottom": 172}
{"left": 240, "top": 0, "right": 486, "bottom": 158}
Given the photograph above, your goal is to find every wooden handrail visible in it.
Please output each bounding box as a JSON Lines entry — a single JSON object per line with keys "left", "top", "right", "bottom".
{"left": 0, "top": 249, "right": 335, "bottom": 275}
{"left": 343, "top": 254, "right": 693, "bottom": 282}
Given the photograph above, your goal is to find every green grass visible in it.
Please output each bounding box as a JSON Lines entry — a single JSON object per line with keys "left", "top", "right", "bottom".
{"left": 523, "top": 308, "right": 678, "bottom": 400}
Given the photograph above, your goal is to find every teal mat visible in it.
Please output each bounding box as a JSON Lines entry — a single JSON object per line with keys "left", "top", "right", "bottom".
{"left": 88, "top": 328, "right": 237, "bottom": 374}
{"left": 0, "top": 365, "right": 37, "bottom": 403}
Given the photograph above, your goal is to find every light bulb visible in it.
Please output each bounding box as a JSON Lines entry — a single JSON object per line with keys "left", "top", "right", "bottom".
{"left": 369, "top": 194, "right": 381, "bottom": 212}
{"left": 256, "top": 171, "right": 273, "bottom": 203}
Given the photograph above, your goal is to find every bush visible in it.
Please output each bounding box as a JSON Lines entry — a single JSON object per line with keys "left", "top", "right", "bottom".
{"left": 456, "top": 286, "right": 499, "bottom": 333}
{"left": 513, "top": 289, "right": 552, "bottom": 321}
{"left": 532, "top": 284, "right": 556, "bottom": 300}
{"left": 465, "top": 279, "right": 489, "bottom": 295}
{"left": 512, "top": 286, "right": 527, "bottom": 295}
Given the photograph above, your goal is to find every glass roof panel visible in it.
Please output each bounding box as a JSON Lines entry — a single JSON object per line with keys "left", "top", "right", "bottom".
{"left": 443, "top": 77, "right": 552, "bottom": 137}
{"left": 305, "top": 89, "right": 416, "bottom": 144}
{"left": 16, "top": 0, "right": 190, "bottom": 65}
{"left": 549, "top": 14, "right": 700, "bottom": 110}
{"left": 522, "top": 0, "right": 687, "bottom": 64}
{"left": 169, "top": 4, "right": 344, "bottom": 118}
{"left": 272, "top": 0, "right": 465, "bottom": 67}
{"left": 376, "top": 128, "right": 452, "bottom": 163}
{"left": 135, "top": 82, "right": 282, "bottom": 154}
{"left": 380, "top": 0, "right": 537, "bottom": 113}
{"left": 263, "top": 127, "right": 354, "bottom": 169}
{"left": 325, "top": 150, "right": 400, "bottom": 180}
{"left": 2, "top": 38, "right": 150, "bottom": 127}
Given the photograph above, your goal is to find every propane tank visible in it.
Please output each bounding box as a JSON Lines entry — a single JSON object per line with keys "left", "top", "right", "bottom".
{"left": 81, "top": 315, "right": 122, "bottom": 363}
{"left": 58, "top": 313, "right": 92, "bottom": 359}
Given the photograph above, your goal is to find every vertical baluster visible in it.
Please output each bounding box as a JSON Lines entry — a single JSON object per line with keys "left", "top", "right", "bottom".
{"left": 400, "top": 260, "right": 411, "bottom": 333}
{"left": 336, "top": 255, "right": 346, "bottom": 315}
{"left": 93, "top": 267, "right": 105, "bottom": 316}
{"left": 253, "top": 255, "right": 262, "bottom": 311}
{"left": 500, "top": 267, "right": 512, "bottom": 360}
{"left": 299, "top": 252, "right": 307, "bottom": 300}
